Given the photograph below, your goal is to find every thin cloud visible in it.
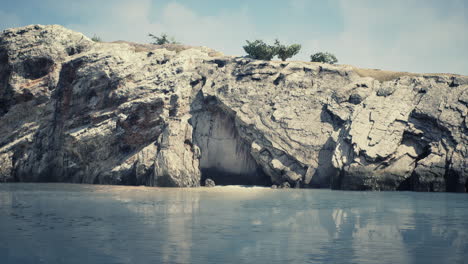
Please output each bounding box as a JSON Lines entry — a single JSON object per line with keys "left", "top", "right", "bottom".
{"left": 315, "top": 0, "right": 468, "bottom": 74}
{"left": 65, "top": 1, "right": 257, "bottom": 57}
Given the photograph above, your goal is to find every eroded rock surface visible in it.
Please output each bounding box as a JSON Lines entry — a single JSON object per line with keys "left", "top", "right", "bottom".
{"left": 0, "top": 25, "right": 467, "bottom": 192}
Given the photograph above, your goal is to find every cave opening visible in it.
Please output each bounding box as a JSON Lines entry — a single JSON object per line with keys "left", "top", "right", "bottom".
{"left": 397, "top": 175, "right": 413, "bottom": 191}
{"left": 191, "top": 95, "right": 271, "bottom": 187}
{"left": 201, "top": 167, "right": 271, "bottom": 186}
{"left": 444, "top": 168, "right": 467, "bottom": 193}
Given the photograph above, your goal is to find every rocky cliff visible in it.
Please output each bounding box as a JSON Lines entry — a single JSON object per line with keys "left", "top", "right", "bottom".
{"left": 0, "top": 25, "right": 467, "bottom": 192}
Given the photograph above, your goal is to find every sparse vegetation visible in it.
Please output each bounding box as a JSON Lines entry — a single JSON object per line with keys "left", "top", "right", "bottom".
{"left": 149, "top": 33, "right": 179, "bottom": 45}
{"left": 91, "top": 34, "right": 102, "bottom": 42}
{"left": 310, "top": 52, "right": 338, "bottom": 64}
{"left": 273, "top": 39, "right": 301, "bottom": 61}
{"left": 243, "top": 39, "right": 301, "bottom": 61}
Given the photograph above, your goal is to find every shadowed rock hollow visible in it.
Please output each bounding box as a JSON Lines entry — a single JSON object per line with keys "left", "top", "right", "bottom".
{"left": 0, "top": 25, "right": 467, "bottom": 192}
{"left": 190, "top": 93, "right": 271, "bottom": 186}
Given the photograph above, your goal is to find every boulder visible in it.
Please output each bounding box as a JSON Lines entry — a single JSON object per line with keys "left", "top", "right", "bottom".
{"left": 204, "top": 178, "right": 216, "bottom": 187}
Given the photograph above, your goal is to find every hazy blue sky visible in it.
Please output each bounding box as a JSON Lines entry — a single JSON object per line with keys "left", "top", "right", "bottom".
{"left": 1, "top": 0, "right": 467, "bottom": 74}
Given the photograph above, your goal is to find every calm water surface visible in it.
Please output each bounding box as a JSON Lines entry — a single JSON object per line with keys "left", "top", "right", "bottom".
{"left": 0, "top": 183, "right": 467, "bottom": 264}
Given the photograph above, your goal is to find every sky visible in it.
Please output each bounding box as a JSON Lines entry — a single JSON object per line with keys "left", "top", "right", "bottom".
{"left": 1, "top": 0, "right": 467, "bottom": 74}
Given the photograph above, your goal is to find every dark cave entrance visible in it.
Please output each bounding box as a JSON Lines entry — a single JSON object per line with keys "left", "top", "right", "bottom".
{"left": 191, "top": 95, "right": 271, "bottom": 186}
{"left": 201, "top": 167, "right": 271, "bottom": 186}
{"left": 445, "top": 168, "right": 467, "bottom": 193}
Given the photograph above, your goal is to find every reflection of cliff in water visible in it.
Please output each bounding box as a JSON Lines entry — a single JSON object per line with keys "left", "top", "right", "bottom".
{"left": 118, "top": 188, "right": 468, "bottom": 264}
{"left": 314, "top": 193, "right": 468, "bottom": 264}
{"left": 1, "top": 184, "right": 468, "bottom": 264}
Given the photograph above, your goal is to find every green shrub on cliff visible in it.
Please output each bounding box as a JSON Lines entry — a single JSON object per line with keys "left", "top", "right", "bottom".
{"left": 273, "top": 39, "right": 301, "bottom": 61}
{"left": 149, "top": 33, "right": 179, "bottom": 45}
{"left": 243, "top": 39, "right": 301, "bottom": 61}
{"left": 310, "top": 52, "right": 338, "bottom": 64}
{"left": 243, "top": 40, "right": 277, "bottom": 60}
{"left": 91, "top": 34, "right": 102, "bottom": 42}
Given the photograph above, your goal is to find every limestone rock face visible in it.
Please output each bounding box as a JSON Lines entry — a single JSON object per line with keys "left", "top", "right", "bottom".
{"left": 0, "top": 25, "right": 467, "bottom": 192}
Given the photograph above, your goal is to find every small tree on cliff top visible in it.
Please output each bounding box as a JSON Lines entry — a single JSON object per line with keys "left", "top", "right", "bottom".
{"left": 274, "top": 39, "right": 301, "bottom": 61}
{"left": 91, "top": 34, "right": 102, "bottom": 42}
{"left": 243, "top": 39, "right": 301, "bottom": 61}
{"left": 310, "top": 52, "right": 338, "bottom": 64}
{"left": 243, "top": 40, "right": 277, "bottom": 60}
{"left": 149, "top": 33, "right": 179, "bottom": 45}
